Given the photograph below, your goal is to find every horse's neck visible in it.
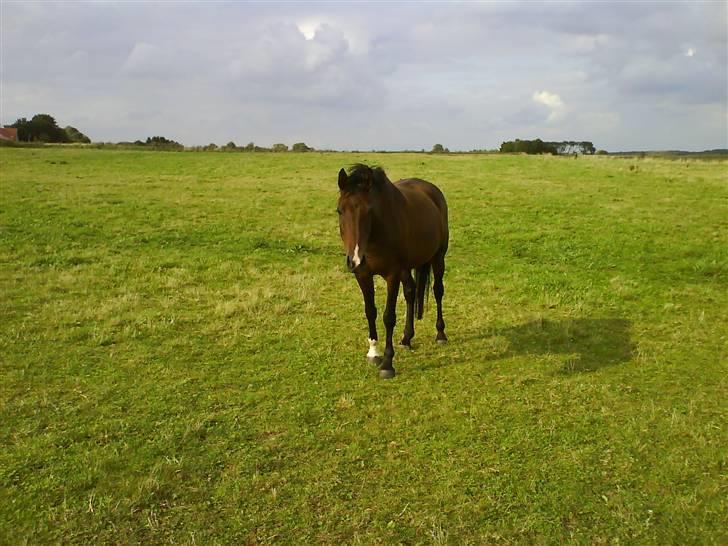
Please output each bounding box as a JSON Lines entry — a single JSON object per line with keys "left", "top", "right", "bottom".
{"left": 370, "top": 182, "right": 404, "bottom": 244}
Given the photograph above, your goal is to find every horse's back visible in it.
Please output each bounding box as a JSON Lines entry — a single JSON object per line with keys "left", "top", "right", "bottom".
{"left": 395, "top": 178, "right": 448, "bottom": 217}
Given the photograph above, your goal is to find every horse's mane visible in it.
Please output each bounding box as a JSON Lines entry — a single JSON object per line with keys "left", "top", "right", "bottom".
{"left": 346, "top": 163, "right": 390, "bottom": 191}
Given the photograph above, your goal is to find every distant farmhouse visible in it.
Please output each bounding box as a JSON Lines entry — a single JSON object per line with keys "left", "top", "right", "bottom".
{"left": 0, "top": 128, "right": 18, "bottom": 141}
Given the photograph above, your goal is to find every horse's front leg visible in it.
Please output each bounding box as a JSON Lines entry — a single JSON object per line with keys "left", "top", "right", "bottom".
{"left": 356, "top": 273, "right": 381, "bottom": 365}
{"left": 379, "top": 272, "right": 400, "bottom": 379}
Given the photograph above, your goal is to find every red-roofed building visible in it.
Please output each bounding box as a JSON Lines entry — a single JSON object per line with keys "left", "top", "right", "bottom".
{"left": 0, "top": 128, "right": 18, "bottom": 141}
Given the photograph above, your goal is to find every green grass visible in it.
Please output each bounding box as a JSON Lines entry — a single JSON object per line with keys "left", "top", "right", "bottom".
{"left": 1, "top": 148, "right": 726, "bottom": 544}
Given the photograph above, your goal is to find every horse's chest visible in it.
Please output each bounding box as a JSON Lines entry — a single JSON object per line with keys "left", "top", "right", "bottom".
{"left": 365, "top": 239, "right": 434, "bottom": 273}
{"left": 364, "top": 248, "right": 400, "bottom": 275}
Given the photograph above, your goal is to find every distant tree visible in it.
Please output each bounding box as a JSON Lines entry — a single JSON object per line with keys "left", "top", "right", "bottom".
{"left": 244, "top": 142, "right": 255, "bottom": 152}
{"left": 31, "top": 114, "right": 69, "bottom": 143}
{"left": 596, "top": 149, "right": 608, "bottom": 155}
{"left": 7, "top": 118, "right": 30, "bottom": 141}
{"left": 499, "top": 139, "right": 567, "bottom": 155}
{"left": 431, "top": 143, "right": 447, "bottom": 154}
{"left": 9, "top": 114, "right": 70, "bottom": 142}
{"left": 272, "top": 143, "right": 288, "bottom": 152}
{"left": 205, "top": 143, "right": 218, "bottom": 151}
{"left": 500, "top": 141, "right": 515, "bottom": 153}
{"left": 291, "top": 142, "right": 313, "bottom": 152}
{"left": 64, "top": 126, "right": 91, "bottom": 143}
{"left": 144, "top": 136, "right": 183, "bottom": 149}
{"left": 224, "top": 141, "right": 236, "bottom": 150}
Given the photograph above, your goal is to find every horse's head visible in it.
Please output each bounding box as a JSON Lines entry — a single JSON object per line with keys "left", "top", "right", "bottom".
{"left": 337, "top": 165, "right": 378, "bottom": 273}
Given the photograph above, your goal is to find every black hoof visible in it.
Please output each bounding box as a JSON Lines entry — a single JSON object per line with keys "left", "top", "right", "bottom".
{"left": 399, "top": 340, "right": 412, "bottom": 349}
{"left": 379, "top": 368, "right": 396, "bottom": 379}
{"left": 436, "top": 336, "right": 448, "bottom": 345}
{"left": 367, "top": 356, "right": 382, "bottom": 366}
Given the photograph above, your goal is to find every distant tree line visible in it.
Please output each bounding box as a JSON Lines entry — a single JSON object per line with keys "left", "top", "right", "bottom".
{"left": 499, "top": 139, "right": 595, "bottom": 155}
{"left": 121, "top": 136, "right": 184, "bottom": 150}
{"left": 187, "top": 141, "right": 315, "bottom": 153}
{"left": 3, "top": 113, "right": 321, "bottom": 153}
{"left": 6, "top": 114, "right": 90, "bottom": 143}
{"left": 1, "top": 113, "right": 612, "bottom": 156}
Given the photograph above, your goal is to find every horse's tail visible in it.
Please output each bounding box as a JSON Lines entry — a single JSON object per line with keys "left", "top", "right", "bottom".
{"left": 415, "top": 263, "right": 431, "bottom": 320}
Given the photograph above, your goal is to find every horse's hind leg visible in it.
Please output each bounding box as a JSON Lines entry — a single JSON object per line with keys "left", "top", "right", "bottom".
{"left": 400, "top": 269, "right": 416, "bottom": 348}
{"left": 432, "top": 253, "right": 447, "bottom": 343}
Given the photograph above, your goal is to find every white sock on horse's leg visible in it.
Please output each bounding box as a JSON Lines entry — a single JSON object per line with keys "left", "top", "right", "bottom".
{"left": 367, "top": 338, "right": 382, "bottom": 359}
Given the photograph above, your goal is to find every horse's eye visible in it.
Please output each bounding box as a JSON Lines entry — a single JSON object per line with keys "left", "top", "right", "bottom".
{"left": 336, "top": 208, "right": 342, "bottom": 215}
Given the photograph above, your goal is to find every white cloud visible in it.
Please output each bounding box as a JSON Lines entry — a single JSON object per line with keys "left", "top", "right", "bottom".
{"left": 297, "top": 21, "right": 318, "bottom": 40}
{"left": 227, "top": 22, "right": 350, "bottom": 79}
{"left": 1, "top": 2, "right": 725, "bottom": 151}
{"left": 532, "top": 91, "right": 565, "bottom": 122}
{"left": 303, "top": 24, "right": 349, "bottom": 71}
{"left": 532, "top": 90, "right": 564, "bottom": 109}
{"left": 296, "top": 16, "right": 370, "bottom": 54}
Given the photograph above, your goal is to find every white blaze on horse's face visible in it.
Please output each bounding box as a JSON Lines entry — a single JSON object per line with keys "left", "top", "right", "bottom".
{"left": 338, "top": 167, "right": 375, "bottom": 273}
{"left": 338, "top": 198, "right": 372, "bottom": 272}
{"left": 352, "top": 244, "right": 361, "bottom": 267}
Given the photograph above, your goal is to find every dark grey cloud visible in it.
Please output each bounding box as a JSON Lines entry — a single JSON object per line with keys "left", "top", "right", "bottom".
{"left": 1, "top": 1, "right": 725, "bottom": 151}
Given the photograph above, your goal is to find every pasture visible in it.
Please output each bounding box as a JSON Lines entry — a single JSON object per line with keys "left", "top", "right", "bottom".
{"left": 1, "top": 148, "right": 726, "bottom": 543}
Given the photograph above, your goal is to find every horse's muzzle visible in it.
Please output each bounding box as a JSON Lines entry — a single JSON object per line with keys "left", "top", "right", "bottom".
{"left": 346, "top": 255, "right": 367, "bottom": 273}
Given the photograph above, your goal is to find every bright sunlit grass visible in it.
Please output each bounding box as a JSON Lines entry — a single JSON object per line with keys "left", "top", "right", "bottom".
{"left": 1, "top": 148, "right": 726, "bottom": 543}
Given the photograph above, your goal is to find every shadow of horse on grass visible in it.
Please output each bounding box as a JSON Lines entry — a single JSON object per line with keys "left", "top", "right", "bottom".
{"left": 459, "top": 318, "right": 636, "bottom": 374}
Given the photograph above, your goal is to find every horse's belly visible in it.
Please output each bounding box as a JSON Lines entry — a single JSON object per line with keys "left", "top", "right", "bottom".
{"left": 404, "top": 224, "right": 444, "bottom": 266}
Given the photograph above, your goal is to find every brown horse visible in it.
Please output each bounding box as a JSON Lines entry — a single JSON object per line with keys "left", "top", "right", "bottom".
{"left": 337, "top": 164, "right": 449, "bottom": 378}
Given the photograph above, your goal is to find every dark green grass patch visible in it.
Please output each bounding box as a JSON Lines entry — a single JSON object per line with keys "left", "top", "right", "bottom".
{"left": 1, "top": 149, "right": 726, "bottom": 543}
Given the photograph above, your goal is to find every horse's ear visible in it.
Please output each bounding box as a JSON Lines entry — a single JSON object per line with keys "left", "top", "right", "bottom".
{"left": 338, "top": 168, "right": 348, "bottom": 190}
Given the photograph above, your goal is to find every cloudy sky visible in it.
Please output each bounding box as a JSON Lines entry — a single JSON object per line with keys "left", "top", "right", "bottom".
{"left": 2, "top": 1, "right": 726, "bottom": 151}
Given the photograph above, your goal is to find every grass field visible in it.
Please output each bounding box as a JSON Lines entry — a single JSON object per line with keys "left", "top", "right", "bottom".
{"left": 1, "top": 148, "right": 726, "bottom": 543}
